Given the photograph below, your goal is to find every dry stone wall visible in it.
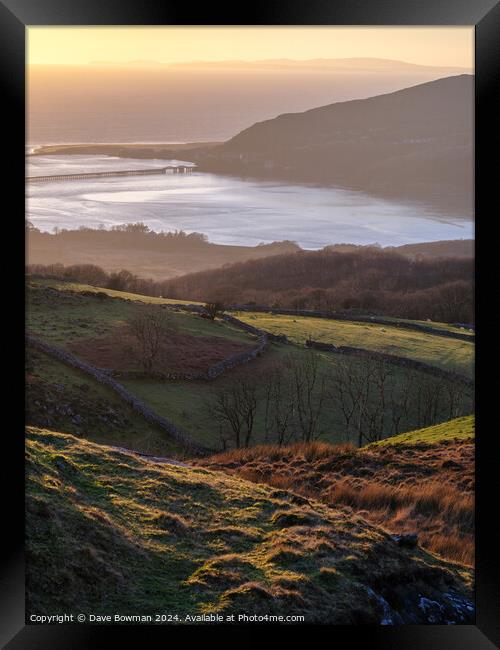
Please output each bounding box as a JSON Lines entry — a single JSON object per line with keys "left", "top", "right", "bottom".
{"left": 305, "top": 339, "right": 473, "bottom": 387}
{"left": 228, "top": 306, "right": 474, "bottom": 342}
{"left": 222, "top": 313, "right": 289, "bottom": 344}
{"left": 26, "top": 335, "right": 214, "bottom": 455}
{"left": 106, "top": 318, "right": 269, "bottom": 382}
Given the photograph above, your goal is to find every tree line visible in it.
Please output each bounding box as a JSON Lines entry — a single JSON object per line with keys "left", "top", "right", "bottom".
{"left": 27, "top": 221, "right": 210, "bottom": 251}
{"left": 165, "top": 248, "right": 473, "bottom": 323}
{"left": 207, "top": 353, "right": 473, "bottom": 450}
{"left": 26, "top": 244, "right": 473, "bottom": 323}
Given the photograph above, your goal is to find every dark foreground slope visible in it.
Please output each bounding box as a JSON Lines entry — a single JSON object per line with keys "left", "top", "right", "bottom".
{"left": 190, "top": 75, "right": 473, "bottom": 213}
{"left": 26, "top": 427, "right": 473, "bottom": 624}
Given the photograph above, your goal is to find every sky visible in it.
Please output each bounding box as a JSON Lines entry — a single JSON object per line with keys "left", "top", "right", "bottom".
{"left": 27, "top": 26, "right": 474, "bottom": 69}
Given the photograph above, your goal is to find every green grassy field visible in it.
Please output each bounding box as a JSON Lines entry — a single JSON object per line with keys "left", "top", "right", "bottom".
{"left": 121, "top": 343, "right": 473, "bottom": 449}
{"left": 27, "top": 280, "right": 250, "bottom": 348}
{"left": 26, "top": 280, "right": 474, "bottom": 451}
{"left": 233, "top": 312, "right": 474, "bottom": 377}
{"left": 377, "top": 315, "right": 474, "bottom": 336}
{"left": 31, "top": 278, "right": 201, "bottom": 305}
{"left": 26, "top": 426, "right": 473, "bottom": 622}
{"left": 369, "top": 415, "right": 475, "bottom": 447}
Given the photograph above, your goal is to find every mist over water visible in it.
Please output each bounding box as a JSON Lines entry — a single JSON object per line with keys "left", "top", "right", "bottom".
{"left": 27, "top": 63, "right": 468, "bottom": 145}
{"left": 27, "top": 155, "right": 473, "bottom": 249}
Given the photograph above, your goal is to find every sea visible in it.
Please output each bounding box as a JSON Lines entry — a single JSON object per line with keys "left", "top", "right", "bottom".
{"left": 26, "top": 152, "right": 474, "bottom": 249}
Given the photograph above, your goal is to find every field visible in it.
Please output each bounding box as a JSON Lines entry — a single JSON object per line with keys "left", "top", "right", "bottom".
{"left": 370, "top": 415, "right": 474, "bottom": 447}
{"left": 25, "top": 276, "right": 476, "bottom": 621}
{"left": 120, "top": 342, "right": 472, "bottom": 449}
{"left": 199, "top": 416, "right": 475, "bottom": 565}
{"left": 29, "top": 278, "right": 201, "bottom": 305}
{"left": 26, "top": 426, "right": 474, "bottom": 623}
{"left": 376, "top": 315, "right": 474, "bottom": 335}
{"left": 27, "top": 280, "right": 246, "bottom": 346}
{"left": 233, "top": 312, "right": 474, "bottom": 377}
{"left": 27, "top": 280, "right": 474, "bottom": 451}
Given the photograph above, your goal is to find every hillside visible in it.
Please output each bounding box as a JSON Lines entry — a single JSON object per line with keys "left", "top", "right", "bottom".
{"left": 164, "top": 247, "right": 474, "bottom": 323}
{"left": 370, "top": 415, "right": 474, "bottom": 447}
{"left": 232, "top": 311, "right": 474, "bottom": 377}
{"left": 384, "top": 239, "right": 474, "bottom": 260}
{"left": 26, "top": 347, "right": 184, "bottom": 457}
{"left": 26, "top": 426, "right": 474, "bottom": 623}
{"left": 28, "top": 59, "right": 470, "bottom": 148}
{"left": 188, "top": 75, "right": 473, "bottom": 213}
{"left": 27, "top": 226, "right": 299, "bottom": 281}
{"left": 27, "top": 279, "right": 473, "bottom": 451}
{"left": 198, "top": 416, "right": 475, "bottom": 565}
{"left": 323, "top": 240, "right": 473, "bottom": 260}
{"left": 27, "top": 220, "right": 473, "bottom": 283}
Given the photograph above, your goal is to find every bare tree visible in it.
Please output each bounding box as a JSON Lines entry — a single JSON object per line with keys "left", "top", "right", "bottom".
{"left": 328, "top": 357, "right": 359, "bottom": 442}
{"left": 208, "top": 378, "right": 258, "bottom": 449}
{"left": 418, "top": 377, "right": 443, "bottom": 428}
{"left": 287, "top": 352, "right": 326, "bottom": 443}
{"left": 262, "top": 367, "right": 295, "bottom": 446}
{"left": 204, "top": 301, "right": 225, "bottom": 321}
{"left": 329, "top": 353, "right": 473, "bottom": 446}
{"left": 442, "top": 380, "right": 469, "bottom": 421}
{"left": 352, "top": 359, "right": 378, "bottom": 447}
{"left": 387, "top": 366, "right": 414, "bottom": 436}
{"left": 329, "top": 358, "right": 403, "bottom": 446}
{"left": 128, "top": 305, "right": 173, "bottom": 373}
{"left": 360, "top": 361, "right": 392, "bottom": 444}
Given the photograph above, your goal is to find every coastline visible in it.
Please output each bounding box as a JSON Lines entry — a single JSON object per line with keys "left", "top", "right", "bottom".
{"left": 28, "top": 142, "right": 221, "bottom": 158}
{"left": 28, "top": 142, "right": 473, "bottom": 218}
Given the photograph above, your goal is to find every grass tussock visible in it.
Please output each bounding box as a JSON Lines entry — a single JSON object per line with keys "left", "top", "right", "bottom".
{"left": 208, "top": 440, "right": 356, "bottom": 466}
{"left": 325, "top": 481, "right": 474, "bottom": 566}
{"left": 26, "top": 426, "right": 473, "bottom": 624}
{"left": 198, "top": 416, "right": 475, "bottom": 566}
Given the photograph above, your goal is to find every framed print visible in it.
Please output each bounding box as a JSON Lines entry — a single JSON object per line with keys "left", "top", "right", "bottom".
{"left": 1, "top": 0, "right": 499, "bottom": 646}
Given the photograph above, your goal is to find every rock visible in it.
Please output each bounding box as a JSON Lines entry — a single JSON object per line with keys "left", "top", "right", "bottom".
{"left": 392, "top": 533, "right": 419, "bottom": 548}
{"left": 442, "top": 459, "right": 463, "bottom": 470}
{"left": 418, "top": 596, "right": 445, "bottom": 623}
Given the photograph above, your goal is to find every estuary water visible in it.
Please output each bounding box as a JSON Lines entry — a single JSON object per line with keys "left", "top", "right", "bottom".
{"left": 26, "top": 154, "right": 473, "bottom": 249}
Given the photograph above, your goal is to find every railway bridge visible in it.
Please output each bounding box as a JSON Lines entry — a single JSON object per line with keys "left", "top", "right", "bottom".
{"left": 26, "top": 165, "right": 195, "bottom": 183}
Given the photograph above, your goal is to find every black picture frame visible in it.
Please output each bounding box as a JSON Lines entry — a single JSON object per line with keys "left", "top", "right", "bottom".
{"left": 2, "top": 0, "right": 498, "bottom": 646}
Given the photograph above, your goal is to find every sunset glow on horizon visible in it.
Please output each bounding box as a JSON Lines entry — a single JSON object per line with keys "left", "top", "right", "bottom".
{"left": 27, "top": 26, "right": 474, "bottom": 69}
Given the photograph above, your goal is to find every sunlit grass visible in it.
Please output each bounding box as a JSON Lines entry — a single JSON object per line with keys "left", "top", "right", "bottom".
{"left": 233, "top": 311, "right": 474, "bottom": 377}
{"left": 369, "top": 415, "right": 474, "bottom": 447}
{"left": 26, "top": 426, "right": 474, "bottom": 620}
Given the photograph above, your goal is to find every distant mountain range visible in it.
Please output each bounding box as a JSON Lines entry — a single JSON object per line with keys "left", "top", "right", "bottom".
{"left": 84, "top": 57, "right": 469, "bottom": 73}
{"left": 186, "top": 75, "right": 473, "bottom": 214}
